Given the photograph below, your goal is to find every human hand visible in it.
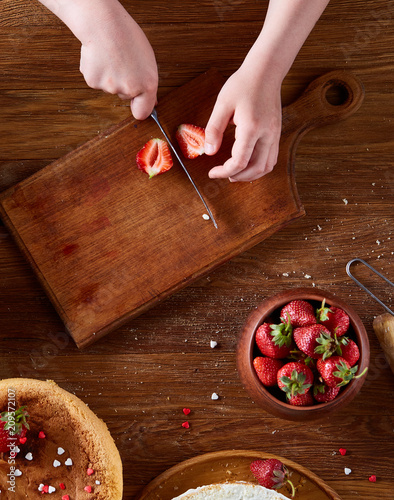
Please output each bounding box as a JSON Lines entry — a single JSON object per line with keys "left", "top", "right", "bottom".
{"left": 205, "top": 66, "right": 282, "bottom": 182}
{"left": 79, "top": 7, "right": 158, "bottom": 120}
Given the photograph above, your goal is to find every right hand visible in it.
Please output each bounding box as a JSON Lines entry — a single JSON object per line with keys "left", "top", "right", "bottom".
{"left": 79, "top": 12, "right": 158, "bottom": 120}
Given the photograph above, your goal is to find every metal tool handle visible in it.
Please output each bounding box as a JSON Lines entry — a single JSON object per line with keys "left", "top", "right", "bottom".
{"left": 346, "top": 258, "right": 394, "bottom": 315}
{"left": 150, "top": 108, "right": 218, "bottom": 229}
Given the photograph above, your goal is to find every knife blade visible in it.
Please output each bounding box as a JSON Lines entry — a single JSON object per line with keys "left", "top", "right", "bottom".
{"left": 150, "top": 108, "right": 218, "bottom": 229}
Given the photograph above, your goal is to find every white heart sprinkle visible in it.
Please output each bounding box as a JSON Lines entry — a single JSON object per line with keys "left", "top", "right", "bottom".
{"left": 48, "top": 485, "right": 56, "bottom": 493}
{"left": 38, "top": 484, "right": 44, "bottom": 491}
{"left": 14, "top": 469, "right": 22, "bottom": 476}
{"left": 95, "top": 480, "right": 101, "bottom": 485}
{"left": 25, "top": 452, "right": 33, "bottom": 461}
{"left": 57, "top": 447, "right": 65, "bottom": 455}
{"left": 65, "top": 458, "right": 73, "bottom": 466}
{"left": 53, "top": 460, "right": 61, "bottom": 468}
{"left": 202, "top": 213, "right": 210, "bottom": 220}
{"left": 210, "top": 340, "right": 218, "bottom": 348}
{"left": 14, "top": 446, "right": 20, "bottom": 454}
{"left": 344, "top": 467, "right": 352, "bottom": 475}
{"left": 211, "top": 392, "right": 219, "bottom": 400}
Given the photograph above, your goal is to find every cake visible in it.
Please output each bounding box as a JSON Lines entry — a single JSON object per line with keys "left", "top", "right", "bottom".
{"left": 172, "top": 482, "right": 290, "bottom": 499}
{"left": 0, "top": 378, "right": 122, "bottom": 499}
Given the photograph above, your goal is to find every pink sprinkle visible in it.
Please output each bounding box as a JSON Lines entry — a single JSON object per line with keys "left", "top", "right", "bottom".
{"left": 369, "top": 475, "right": 377, "bottom": 482}
{"left": 62, "top": 496, "right": 70, "bottom": 500}
{"left": 19, "top": 437, "right": 27, "bottom": 444}
{"left": 339, "top": 448, "right": 347, "bottom": 456}
{"left": 181, "top": 421, "right": 190, "bottom": 429}
{"left": 59, "top": 483, "right": 66, "bottom": 490}
{"left": 183, "top": 408, "right": 191, "bottom": 415}
{"left": 38, "top": 431, "right": 46, "bottom": 439}
{"left": 87, "top": 468, "right": 94, "bottom": 476}
{"left": 84, "top": 485, "right": 92, "bottom": 493}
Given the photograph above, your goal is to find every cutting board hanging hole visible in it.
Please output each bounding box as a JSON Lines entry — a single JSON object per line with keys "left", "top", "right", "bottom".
{"left": 325, "top": 81, "right": 350, "bottom": 107}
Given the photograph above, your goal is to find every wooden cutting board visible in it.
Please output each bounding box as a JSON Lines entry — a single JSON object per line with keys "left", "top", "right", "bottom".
{"left": 0, "top": 69, "right": 364, "bottom": 348}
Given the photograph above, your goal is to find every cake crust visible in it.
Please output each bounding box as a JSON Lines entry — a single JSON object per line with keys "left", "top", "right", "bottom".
{"left": 0, "top": 378, "right": 122, "bottom": 499}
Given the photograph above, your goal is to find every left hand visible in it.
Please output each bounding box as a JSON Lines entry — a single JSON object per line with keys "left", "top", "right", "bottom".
{"left": 204, "top": 65, "right": 282, "bottom": 182}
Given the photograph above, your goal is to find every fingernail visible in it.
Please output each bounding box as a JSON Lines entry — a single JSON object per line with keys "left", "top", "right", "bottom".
{"left": 205, "top": 143, "right": 215, "bottom": 155}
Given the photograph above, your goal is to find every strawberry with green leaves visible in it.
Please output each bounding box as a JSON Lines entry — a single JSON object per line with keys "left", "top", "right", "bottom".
{"left": 175, "top": 124, "right": 205, "bottom": 159}
{"left": 313, "top": 382, "right": 340, "bottom": 403}
{"left": 255, "top": 318, "right": 293, "bottom": 359}
{"left": 136, "top": 138, "right": 173, "bottom": 178}
{"left": 277, "top": 362, "right": 313, "bottom": 400}
{"left": 293, "top": 324, "right": 334, "bottom": 359}
{"left": 250, "top": 458, "right": 295, "bottom": 497}
{"left": 288, "top": 391, "right": 314, "bottom": 406}
{"left": 317, "top": 356, "right": 367, "bottom": 388}
{"left": 253, "top": 357, "right": 283, "bottom": 387}
{"left": 0, "top": 406, "right": 30, "bottom": 453}
{"left": 338, "top": 337, "right": 360, "bottom": 366}
{"left": 280, "top": 300, "right": 317, "bottom": 328}
{"left": 317, "top": 300, "right": 349, "bottom": 336}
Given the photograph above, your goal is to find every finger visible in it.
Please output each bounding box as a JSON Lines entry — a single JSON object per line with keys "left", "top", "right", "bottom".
{"left": 266, "top": 139, "right": 279, "bottom": 172}
{"left": 229, "top": 140, "right": 277, "bottom": 182}
{"left": 228, "top": 142, "right": 269, "bottom": 182}
{"left": 208, "top": 127, "right": 256, "bottom": 179}
{"left": 204, "top": 100, "right": 233, "bottom": 156}
{"left": 131, "top": 91, "right": 157, "bottom": 120}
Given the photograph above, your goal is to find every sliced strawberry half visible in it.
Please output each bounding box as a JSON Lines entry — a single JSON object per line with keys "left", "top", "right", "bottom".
{"left": 136, "top": 138, "right": 173, "bottom": 178}
{"left": 175, "top": 124, "right": 205, "bottom": 159}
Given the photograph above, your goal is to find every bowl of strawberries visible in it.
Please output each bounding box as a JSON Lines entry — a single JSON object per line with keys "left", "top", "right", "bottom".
{"left": 236, "top": 288, "right": 370, "bottom": 421}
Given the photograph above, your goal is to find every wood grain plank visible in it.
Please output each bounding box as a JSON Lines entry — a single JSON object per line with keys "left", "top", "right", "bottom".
{"left": 0, "top": 0, "right": 268, "bottom": 26}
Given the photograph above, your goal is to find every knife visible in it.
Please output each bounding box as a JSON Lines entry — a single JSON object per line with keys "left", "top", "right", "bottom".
{"left": 150, "top": 108, "right": 218, "bottom": 229}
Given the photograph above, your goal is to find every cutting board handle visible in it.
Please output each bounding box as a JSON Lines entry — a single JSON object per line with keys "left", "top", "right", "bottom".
{"left": 283, "top": 70, "right": 365, "bottom": 137}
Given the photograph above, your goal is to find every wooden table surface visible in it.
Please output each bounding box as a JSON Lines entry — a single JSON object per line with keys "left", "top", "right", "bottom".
{"left": 1, "top": 1, "right": 393, "bottom": 498}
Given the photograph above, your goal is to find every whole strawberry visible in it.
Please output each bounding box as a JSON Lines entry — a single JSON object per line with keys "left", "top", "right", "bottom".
{"left": 287, "top": 348, "right": 316, "bottom": 369}
{"left": 293, "top": 324, "right": 333, "bottom": 359}
{"left": 255, "top": 319, "right": 293, "bottom": 359}
{"left": 280, "top": 300, "right": 317, "bottom": 328}
{"left": 277, "top": 362, "right": 314, "bottom": 400}
{"left": 253, "top": 357, "right": 283, "bottom": 387}
{"left": 317, "top": 300, "right": 349, "bottom": 336}
{"left": 339, "top": 338, "right": 360, "bottom": 366}
{"left": 0, "top": 406, "right": 29, "bottom": 453}
{"left": 288, "top": 391, "right": 314, "bottom": 406}
{"left": 313, "top": 382, "right": 341, "bottom": 403}
{"left": 317, "top": 356, "right": 367, "bottom": 388}
{"left": 250, "top": 458, "right": 295, "bottom": 497}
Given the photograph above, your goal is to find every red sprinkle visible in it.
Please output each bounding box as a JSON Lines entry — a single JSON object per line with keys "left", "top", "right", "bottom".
{"left": 38, "top": 431, "right": 46, "bottom": 439}
{"left": 181, "top": 421, "right": 190, "bottom": 429}
{"left": 42, "top": 485, "right": 49, "bottom": 493}
{"left": 339, "top": 448, "right": 347, "bottom": 456}
{"left": 59, "top": 483, "right": 66, "bottom": 490}
{"left": 19, "top": 437, "right": 27, "bottom": 444}
{"left": 369, "top": 475, "right": 377, "bottom": 482}
{"left": 84, "top": 485, "right": 92, "bottom": 493}
{"left": 182, "top": 408, "right": 191, "bottom": 415}
{"left": 62, "top": 496, "right": 70, "bottom": 500}
{"left": 87, "top": 468, "right": 94, "bottom": 476}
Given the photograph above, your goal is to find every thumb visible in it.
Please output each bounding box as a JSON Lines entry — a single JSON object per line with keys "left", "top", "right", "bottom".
{"left": 131, "top": 92, "right": 157, "bottom": 121}
{"left": 204, "top": 101, "right": 233, "bottom": 156}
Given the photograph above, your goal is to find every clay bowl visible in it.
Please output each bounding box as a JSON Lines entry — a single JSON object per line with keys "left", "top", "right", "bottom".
{"left": 236, "top": 287, "right": 370, "bottom": 421}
